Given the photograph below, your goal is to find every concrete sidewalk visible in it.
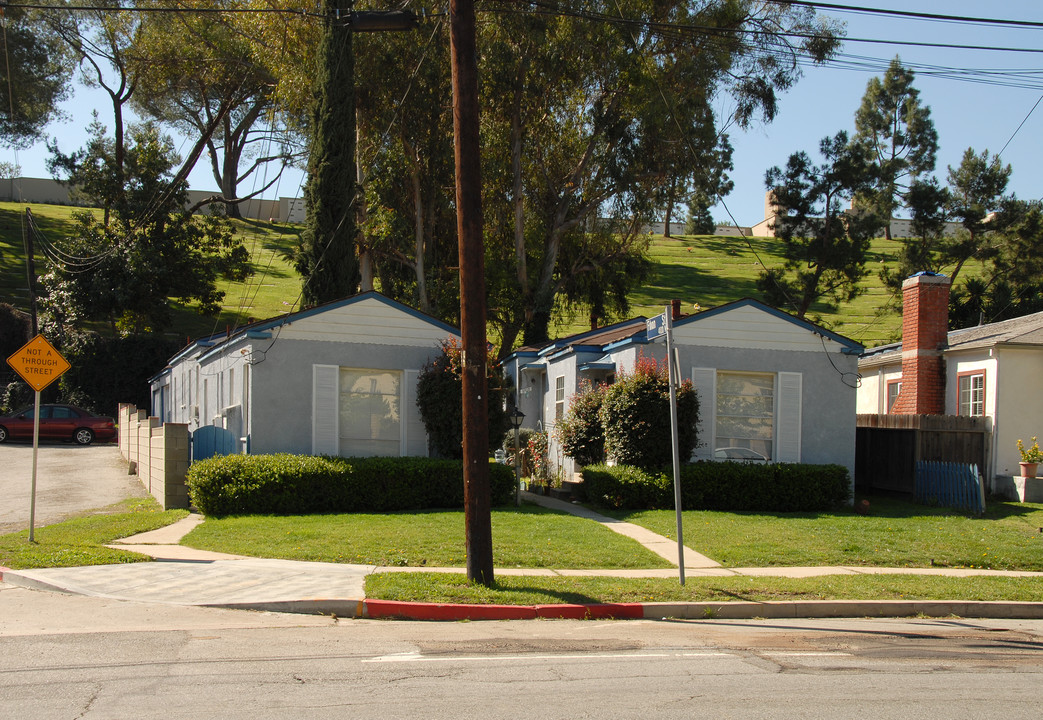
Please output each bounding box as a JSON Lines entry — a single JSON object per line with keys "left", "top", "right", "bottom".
{"left": 3, "top": 493, "right": 1043, "bottom": 621}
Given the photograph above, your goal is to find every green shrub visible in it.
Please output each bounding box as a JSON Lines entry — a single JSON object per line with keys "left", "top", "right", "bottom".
{"left": 556, "top": 381, "right": 606, "bottom": 467}
{"left": 415, "top": 337, "right": 512, "bottom": 459}
{"left": 580, "top": 464, "right": 672, "bottom": 509}
{"left": 580, "top": 462, "right": 850, "bottom": 512}
{"left": 187, "top": 454, "right": 516, "bottom": 517}
{"left": 599, "top": 355, "right": 698, "bottom": 471}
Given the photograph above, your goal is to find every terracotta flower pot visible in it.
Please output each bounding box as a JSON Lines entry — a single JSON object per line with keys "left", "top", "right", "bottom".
{"left": 1019, "top": 462, "right": 1039, "bottom": 479}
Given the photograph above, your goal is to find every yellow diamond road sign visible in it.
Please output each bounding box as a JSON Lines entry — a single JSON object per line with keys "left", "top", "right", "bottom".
{"left": 6, "top": 334, "right": 71, "bottom": 392}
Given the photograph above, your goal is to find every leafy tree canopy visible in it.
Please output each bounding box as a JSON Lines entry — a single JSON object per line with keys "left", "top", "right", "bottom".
{"left": 43, "top": 120, "right": 252, "bottom": 335}
{"left": 0, "top": 5, "right": 72, "bottom": 147}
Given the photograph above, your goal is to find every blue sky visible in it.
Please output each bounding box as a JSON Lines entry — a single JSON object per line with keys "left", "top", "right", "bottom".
{"left": 11, "top": 1, "right": 1043, "bottom": 227}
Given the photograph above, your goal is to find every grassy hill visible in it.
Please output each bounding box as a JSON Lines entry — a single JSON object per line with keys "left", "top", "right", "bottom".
{"left": 1, "top": 201, "right": 911, "bottom": 350}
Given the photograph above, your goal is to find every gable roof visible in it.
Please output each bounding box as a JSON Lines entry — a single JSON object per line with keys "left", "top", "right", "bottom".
{"left": 151, "top": 292, "right": 458, "bottom": 379}
{"left": 672, "top": 298, "right": 864, "bottom": 354}
{"left": 504, "top": 297, "right": 862, "bottom": 365}
{"left": 860, "top": 309, "right": 1043, "bottom": 364}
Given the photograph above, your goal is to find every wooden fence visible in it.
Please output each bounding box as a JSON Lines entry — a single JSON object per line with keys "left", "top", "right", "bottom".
{"left": 855, "top": 414, "right": 992, "bottom": 495}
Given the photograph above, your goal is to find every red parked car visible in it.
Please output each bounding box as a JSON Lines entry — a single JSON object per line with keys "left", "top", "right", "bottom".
{"left": 0, "top": 404, "right": 117, "bottom": 445}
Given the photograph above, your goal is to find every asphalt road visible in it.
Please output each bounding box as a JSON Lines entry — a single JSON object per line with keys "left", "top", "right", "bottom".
{"left": 1, "top": 586, "right": 1041, "bottom": 720}
{"left": 0, "top": 442, "right": 146, "bottom": 535}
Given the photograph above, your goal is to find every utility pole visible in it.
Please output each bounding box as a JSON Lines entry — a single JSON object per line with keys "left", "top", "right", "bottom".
{"left": 450, "top": 0, "right": 494, "bottom": 586}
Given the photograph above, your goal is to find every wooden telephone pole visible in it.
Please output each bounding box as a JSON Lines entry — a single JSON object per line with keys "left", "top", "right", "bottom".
{"left": 449, "top": 0, "right": 494, "bottom": 586}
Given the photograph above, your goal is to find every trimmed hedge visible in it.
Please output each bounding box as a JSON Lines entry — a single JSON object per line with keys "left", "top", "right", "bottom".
{"left": 187, "top": 454, "right": 517, "bottom": 517}
{"left": 580, "top": 462, "right": 851, "bottom": 512}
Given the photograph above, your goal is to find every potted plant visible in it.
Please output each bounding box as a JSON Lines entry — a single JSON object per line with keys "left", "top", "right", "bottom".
{"left": 1017, "top": 437, "right": 1042, "bottom": 478}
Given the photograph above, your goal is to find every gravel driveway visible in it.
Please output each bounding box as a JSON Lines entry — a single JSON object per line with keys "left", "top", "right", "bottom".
{"left": 0, "top": 443, "right": 148, "bottom": 535}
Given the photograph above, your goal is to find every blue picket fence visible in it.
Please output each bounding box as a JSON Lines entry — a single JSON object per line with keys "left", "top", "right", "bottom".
{"left": 914, "top": 461, "right": 986, "bottom": 515}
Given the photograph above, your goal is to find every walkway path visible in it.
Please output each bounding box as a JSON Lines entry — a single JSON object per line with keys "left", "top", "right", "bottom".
{"left": 2, "top": 492, "right": 1042, "bottom": 620}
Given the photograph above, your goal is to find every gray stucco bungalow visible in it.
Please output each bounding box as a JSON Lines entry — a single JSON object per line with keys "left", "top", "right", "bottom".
{"left": 148, "top": 292, "right": 458, "bottom": 459}
{"left": 503, "top": 298, "right": 864, "bottom": 480}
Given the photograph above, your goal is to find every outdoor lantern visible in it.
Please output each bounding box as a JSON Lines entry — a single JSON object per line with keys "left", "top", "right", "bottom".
{"left": 509, "top": 406, "right": 525, "bottom": 432}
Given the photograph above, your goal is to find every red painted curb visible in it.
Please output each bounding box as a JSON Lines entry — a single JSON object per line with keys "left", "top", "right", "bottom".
{"left": 362, "top": 599, "right": 645, "bottom": 621}
{"left": 0, "top": 566, "right": 7, "bottom": 582}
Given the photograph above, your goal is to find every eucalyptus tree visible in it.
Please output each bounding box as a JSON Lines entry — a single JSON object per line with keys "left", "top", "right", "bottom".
{"left": 131, "top": 4, "right": 290, "bottom": 218}
{"left": 478, "top": 0, "right": 842, "bottom": 349}
{"left": 353, "top": 14, "right": 458, "bottom": 318}
{"left": 0, "top": 5, "right": 72, "bottom": 147}
{"left": 852, "top": 56, "right": 938, "bottom": 239}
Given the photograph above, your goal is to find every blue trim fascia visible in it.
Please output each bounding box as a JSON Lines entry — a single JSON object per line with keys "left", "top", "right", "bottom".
{"left": 578, "top": 362, "right": 615, "bottom": 372}
{"left": 674, "top": 298, "right": 864, "bottom": 352}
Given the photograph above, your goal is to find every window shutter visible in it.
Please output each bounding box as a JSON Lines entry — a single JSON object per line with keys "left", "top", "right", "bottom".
{"left": 403, "top": 369, "right": 428, "bottom": 456}
{"left": 776, "top": 371, "right": 802, "bottom": 463}
{"left": 312, "top": 365, "right": 339, "bottom": 455}
{"left": 692, "top": 367, "right": 716, "bottom": 461}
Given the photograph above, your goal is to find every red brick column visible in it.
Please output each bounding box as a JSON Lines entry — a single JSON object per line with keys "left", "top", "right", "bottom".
{"left": 892, "top": 273, "right": 950, "bottom": 415}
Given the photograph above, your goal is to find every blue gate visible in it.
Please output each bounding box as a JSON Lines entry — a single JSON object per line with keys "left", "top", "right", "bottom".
{"left": 914, "top": 461, "right": 986, "bottom": 515}
{"left": 192, "top": 425, "right": 239, "bottom": 461}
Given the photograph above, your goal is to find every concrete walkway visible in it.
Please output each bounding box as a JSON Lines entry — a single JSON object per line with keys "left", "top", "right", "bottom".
{"left": 2, "top": 492, "right": 1042, "bottom": 621}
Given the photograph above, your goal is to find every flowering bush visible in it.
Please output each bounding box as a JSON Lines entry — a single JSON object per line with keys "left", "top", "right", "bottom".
{"left": 527, "top": 430, "right": 552, "bottom": 486}
{"left": 599, "top": 354, "right": 698, "bottom": 471}
{"left": 1017, "top": 436, "right": 1043, "bottom": 463}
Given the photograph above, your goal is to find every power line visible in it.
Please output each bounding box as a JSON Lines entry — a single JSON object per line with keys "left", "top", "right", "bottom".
{"left": 769, "top": 1, "right": 1043, "bottom": 30}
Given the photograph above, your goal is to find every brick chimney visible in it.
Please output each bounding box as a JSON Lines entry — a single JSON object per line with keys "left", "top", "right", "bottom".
{"left": 891, "top": 272, "right": 950, "bottom": 415}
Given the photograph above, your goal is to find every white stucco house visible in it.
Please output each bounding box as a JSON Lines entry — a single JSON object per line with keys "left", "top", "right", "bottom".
{"left": 503, "top": 298, "right": 864, "bottom": 480}
{"left": 148, "top": 292, "right": 458, "bottom": 459}
{"left": 858, "top": 273, "right": 1043, "bottom": 490}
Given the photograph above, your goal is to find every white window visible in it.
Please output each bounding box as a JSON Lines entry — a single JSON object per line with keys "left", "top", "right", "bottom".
{"left": 339, "top": 368, "right": 402, "bottom": 456}
{"left": 887, "top": 380, "right": 902, "bottom": 413}
{"left": 554, "top": 376, "right": 566, "bottom": 421}
{"left": 958, "top": 372, "right": 985, "bottom": 416}
{"left": 715, "top": 372, "right": 774, "bottom": 462}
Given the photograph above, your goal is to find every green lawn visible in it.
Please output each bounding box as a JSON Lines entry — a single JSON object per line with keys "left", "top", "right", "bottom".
{"left": 616, "top": 497, "right": 1043, "bottom": 571}
{"left": 180, "top": 504, "right": 673, "bottom": 569}
{"left": 0, "top": 497, "right": 188, "bottom": 570}
{"left": 181, "top": 496, "right": 1043, "bottom": 573}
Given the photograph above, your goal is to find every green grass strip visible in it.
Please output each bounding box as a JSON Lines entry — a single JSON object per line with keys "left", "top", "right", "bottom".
{"left": 366, "top": 572, "right": 1043, "bottom": 605}
{"left": 0, "top": 497, "right": 188, "bottom": 570}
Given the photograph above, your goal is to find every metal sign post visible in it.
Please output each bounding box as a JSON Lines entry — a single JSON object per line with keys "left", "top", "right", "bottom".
{"left": 6, "top": 335, "right": 72, "bottom": 542}
{"left": 648, "top": 308, "right": 686, "bottom": 585}
{"left": 663, "top": 307, "right": 685, "bottom": 585}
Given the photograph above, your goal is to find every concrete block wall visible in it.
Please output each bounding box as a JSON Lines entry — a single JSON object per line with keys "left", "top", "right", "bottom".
{"left": 118, "top": 403, "right": 190, "bottom": 510}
